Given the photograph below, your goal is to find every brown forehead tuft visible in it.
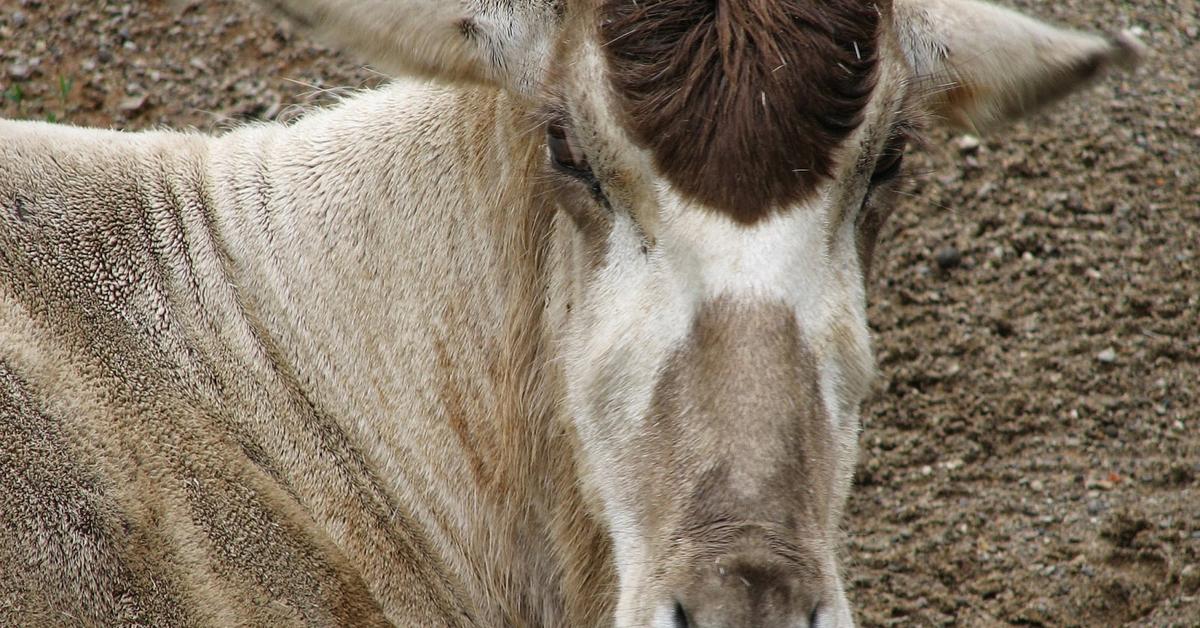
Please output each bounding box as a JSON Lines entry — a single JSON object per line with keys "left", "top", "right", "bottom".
{"left": 600, "top": 0, "right": 882, "bottom": 224}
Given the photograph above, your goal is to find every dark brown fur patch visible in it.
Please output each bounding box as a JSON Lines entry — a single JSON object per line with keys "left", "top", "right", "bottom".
{"left": 600, "top": 0, "right": 882, "bottom": 223}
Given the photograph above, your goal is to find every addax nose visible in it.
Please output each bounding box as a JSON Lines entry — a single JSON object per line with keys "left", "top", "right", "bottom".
{"left": 669, "top": 552, "right": 826, "bottom": 628}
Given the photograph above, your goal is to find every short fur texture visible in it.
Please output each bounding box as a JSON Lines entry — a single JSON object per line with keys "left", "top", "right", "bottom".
{"left": 253, "top": 0, "right": 562, "bottom": 93}
{"left": 600, "top": 0, "right": 881, "bottom": 223}
{"left": 647, "top": 301, "right": 836, "bottom": 625}
{"left": 893, "top": 0, "right": 1145, "bottom": 129}
{"left": 0, "top": 0, "right": 1142, "bottom": 625}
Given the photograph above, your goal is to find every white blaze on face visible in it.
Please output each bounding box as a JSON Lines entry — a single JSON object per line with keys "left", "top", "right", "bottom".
{"left": 561, "top": 180, "right": 877, "bottom": 623}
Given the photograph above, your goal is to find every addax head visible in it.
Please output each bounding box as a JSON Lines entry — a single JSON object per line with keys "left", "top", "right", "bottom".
{"left": 260, "top": 0, "right": 1143, "bottom": 625}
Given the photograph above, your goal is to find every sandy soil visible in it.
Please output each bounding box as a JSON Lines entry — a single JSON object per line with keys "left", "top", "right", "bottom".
{"left": 2, "top": 0, "right": 1197, "bottom": 625}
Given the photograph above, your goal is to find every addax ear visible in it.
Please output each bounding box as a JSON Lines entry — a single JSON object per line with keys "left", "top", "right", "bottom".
{"left": 253, "top": 0, "right": 559, "bottom": 95}
{"left": 893, "top": 0, "right": 1145, "bottom": 130}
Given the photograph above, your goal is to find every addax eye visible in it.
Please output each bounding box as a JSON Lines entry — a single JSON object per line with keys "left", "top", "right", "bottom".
{"left": 547, "top": 119, "right": 592, "bottom": 177}
{"left": 870, "top": 133, "right": 908, "bottom": 185}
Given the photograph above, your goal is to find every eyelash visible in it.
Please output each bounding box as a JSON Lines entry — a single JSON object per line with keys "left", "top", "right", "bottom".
{"left": 547, "top": 118, "right": 610, "bottom": 207}
{"left": 870, "top": 133, "right": 909, "bottom": 185}
{"left": 857, "top": 131, "right": 911, "bottom": 221}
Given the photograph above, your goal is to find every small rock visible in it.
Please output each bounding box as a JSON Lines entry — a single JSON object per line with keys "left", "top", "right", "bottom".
{"left": 935, "top": 246, "right": 962, "bottom": 270}
{"left": 11, "top": 11, "right": 27, "bottom": 28}
{"left": 1181, "top": 565, "right": 1200, "bottom": 593}
{"left": 956, "top": 134, "right": 981, "bottom": 155}
{"left": 1096, "top": 348, "right": 1118, "bottom": 364}
{"left": 1087, "top": 472, "right": 1120, "bottom": 491}
{"left": 937, "top": 171, "right": 961, "bottom": 185}
{"left": 1030, "top": 480, "right": 1045, "bottom": 492}
{"left": 118, "top": 94, "right": 149, "bottom": 113}
{"left": 7, "top": 63, "right": 31, "bottom": 80}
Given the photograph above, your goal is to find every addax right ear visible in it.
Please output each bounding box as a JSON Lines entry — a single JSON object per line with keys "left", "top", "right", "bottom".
{"left": 893, "top": 0, "right": 1145, "bottom": 131}
{"left": 253, "top": 0, "right": 560, "bottom": 96}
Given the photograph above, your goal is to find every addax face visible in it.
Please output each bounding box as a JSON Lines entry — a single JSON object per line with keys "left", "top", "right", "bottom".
{"left": 541, "top": 1, "right": 915, "bottom": 625}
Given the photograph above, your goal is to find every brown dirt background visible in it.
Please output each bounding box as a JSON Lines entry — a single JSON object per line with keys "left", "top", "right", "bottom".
{"left": 2, "top": 0, "right": 1196, "bottom": 625}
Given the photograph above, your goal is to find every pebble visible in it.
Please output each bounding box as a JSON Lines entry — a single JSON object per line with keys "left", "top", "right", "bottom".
{"left": 1096, "top": 348, "right": 1118, "bottom": 364}
{"left": 956, "top": 134, "right": 981, "bottom": 155}
{"left": 7, "top": 63, "right": 32, "bottom": 80}
{"left": 1181, "top": 565, "right": 1200, "bottom": 593}
{"left": 935, "top": 246, "right": 962, "bottom": 270}
{"left": 118, "top": 94, "right": 149, "bottom": 113}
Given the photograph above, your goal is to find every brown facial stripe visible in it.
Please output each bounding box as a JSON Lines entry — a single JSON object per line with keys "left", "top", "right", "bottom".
{"left": 600, "top": 0, "right": 882, "bottom": 224}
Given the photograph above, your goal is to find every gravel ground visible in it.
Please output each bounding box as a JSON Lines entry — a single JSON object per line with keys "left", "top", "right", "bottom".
{"left": 2, "top": 0, "right": 1197, "bottom": 626}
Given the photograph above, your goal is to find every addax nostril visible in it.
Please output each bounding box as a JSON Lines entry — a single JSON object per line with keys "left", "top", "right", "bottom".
{"left": 809, "top": 604, "right": 821, "bottom": 628}
{"left": 673, "top": 600, "right": 692, "bottom": 628}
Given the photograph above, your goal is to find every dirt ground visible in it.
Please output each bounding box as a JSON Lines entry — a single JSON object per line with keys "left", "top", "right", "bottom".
{"left": 2, "top": 0, "right": 1196, "bottom": 625}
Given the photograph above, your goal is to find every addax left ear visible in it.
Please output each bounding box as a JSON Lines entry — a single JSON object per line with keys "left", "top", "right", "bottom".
{"left": 893, "top": 0, "right": 1146, "bottom": 131}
